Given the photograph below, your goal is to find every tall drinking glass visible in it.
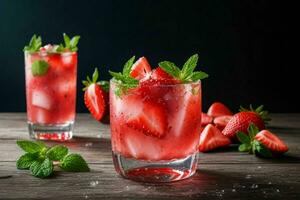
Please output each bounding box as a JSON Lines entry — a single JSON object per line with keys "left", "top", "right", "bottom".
{"left": 110, "top": 80, "right": 201, "bottom": 182}
{"left": 24, "top": 50, "right": 77, "bottom": 140}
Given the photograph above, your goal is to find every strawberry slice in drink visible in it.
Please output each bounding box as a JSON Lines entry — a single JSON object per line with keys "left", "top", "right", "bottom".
{"left": 126, "top": 100, "right": 167, "bottom": 138}
{"left": 151, "top": 67, "right": 175, "bottom": 80}
{"left": 130, "top": 57, "right": 151, "bottom": 80}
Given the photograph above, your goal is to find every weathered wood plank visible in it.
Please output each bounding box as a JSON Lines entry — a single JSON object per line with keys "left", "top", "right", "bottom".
{"left": 0, "top": 113, "right": 300, "bottom": 199}
{"left": 1, "top": 162, "right": 299, "bottom": 199}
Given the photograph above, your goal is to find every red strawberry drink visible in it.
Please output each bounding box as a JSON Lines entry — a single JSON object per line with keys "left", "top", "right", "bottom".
{"left": 24, "top": 34, "right": 80, "bottom": 140}
{"left": 109, "top": 55, "right": 208, "bottom": 182}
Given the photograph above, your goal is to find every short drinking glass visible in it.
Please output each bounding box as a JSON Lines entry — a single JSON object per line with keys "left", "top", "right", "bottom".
{"left": 110, "top": 80, "right": 201, "bottom": 182}
{"left": 24, "top": 50, "right": 77, "bottom": 140}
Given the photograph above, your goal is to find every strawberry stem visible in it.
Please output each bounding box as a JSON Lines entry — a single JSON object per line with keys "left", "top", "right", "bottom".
{"left": 239, "top": 104, "right": 271, "bottom": 123}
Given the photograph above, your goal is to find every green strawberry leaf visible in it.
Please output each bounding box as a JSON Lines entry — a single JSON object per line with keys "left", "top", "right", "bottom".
{"left": 236, "top": 132, "right": 250, "bottom": 144}
{"left": 239, "top": 143, "right": 251, "bottom": 152}
{"left": 16, "top": 140, "right": 45, "bottom": 153}
{"left": 30, "top": 158, "right": 53, "bottom": 178}
{"left": 97, "top": 81, "right": 109, "bottom": 92}
{"left": 60, "top": 154, "right": 90, "bottom": 172}
{"left": 92, "top": 68, "right": 99, "bottom": 83}
{"left": 248, "top": 123, "right": 260, "bottom": 140}
{"left": 23, "top": 35, "right": 42, "bottom": 53}
{"left": 31, "top": 60, "right": 49, "bottom": 76}
{"left": 16, "top": 153, "right": 38, "bottom": 170}
{"left": 46, "top": 145, "right": 68, "bottom": 161}
{"left": 253, "top": 140, "right": 273, "bottom": 158}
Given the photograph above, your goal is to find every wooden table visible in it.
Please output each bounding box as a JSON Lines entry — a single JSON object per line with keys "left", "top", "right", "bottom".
{"left": 0, "top": 113, "right": 299, "bottom": 199}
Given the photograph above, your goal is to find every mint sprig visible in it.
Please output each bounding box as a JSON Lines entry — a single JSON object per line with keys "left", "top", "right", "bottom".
{"left": 82, "top": 68, "right": 110, "bottom": 92}
{"left": 237, "top": 123, "right": 273, "bottom": 158}
{"left": 31, "top": 60, "right": 49, "bottom": 76}
{"left": 63, "top": 33, "right": 80, "bottom": 52}
{"left": 158, "top": 54, "right": 209, "bottom": 83}
{"left": 16, "top": 140, "right": 90, "bottom": 178}
{"left": 109, "top": 56, "right": 139, "bottom": 97}
{"left": 23, "top": 35, "right": 42, "bottom": 53}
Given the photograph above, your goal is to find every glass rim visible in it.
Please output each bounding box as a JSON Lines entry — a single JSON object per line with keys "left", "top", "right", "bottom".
{"left": 110, "top": 78, "right": 201, "bottom": 87}
{"left": 24, "top": 50, "right": 77, "bottom": 56}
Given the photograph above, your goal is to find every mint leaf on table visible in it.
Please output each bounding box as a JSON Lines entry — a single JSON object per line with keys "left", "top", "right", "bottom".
{"left": 23, "top": 34, "right": 42, "bottom": 53}
{"left": 16, "top": 140, "right": 46, "bottom": 153}
{"left": 46, "top": 145, "right": 68, "bottom": 161}
{"left": 109, "top": 56, "right": 139, "bottom": 97}
{"left": 16, "top": 140, "right": 90, "bottom": 178}
{"left": 158, "top": 54, "right": 209, "bottom": 83}
{"left": 16, "top": 153, "right": 38, "bottom": 170}
{"left": 60, "top": 154, "right": 90, "bottom": 172}
{"left": 31, "top": 60, "right": 49, "bottom": 76}
{"left": 30, "top": 158, "right": 53, "bottom": 178}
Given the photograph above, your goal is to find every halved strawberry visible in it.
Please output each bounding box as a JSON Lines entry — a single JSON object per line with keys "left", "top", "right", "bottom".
{"left": 130, "top": 57, "right": 151, "bottom": 80}
{"left": 82, "top": 68, "right": 109, "bottom": 121}
{"left": 214, "top": 115, "right": 233, "bottom": 131}
{"left": 207, "top": 102, "right": 233, "bottom": 117}
{"left": 201, "top": 112, "right": 213, "bottom": 126}
{"left": 199, "top": 124, "right": 231, "bottom": 152}
{"left": 151, "top": 67, "right": 174, "bottom": 80}
{"left": 126, "top": 101, "right": 167, "bottom": 138}
{"left": 254, "top": 130, "right": 288, "bottom": 153}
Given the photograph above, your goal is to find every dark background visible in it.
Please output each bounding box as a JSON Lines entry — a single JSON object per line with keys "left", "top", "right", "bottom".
{"left": 0, "top": 0, "right": 289, "bottom": 113}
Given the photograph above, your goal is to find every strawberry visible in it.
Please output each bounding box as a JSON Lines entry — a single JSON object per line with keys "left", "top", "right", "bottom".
{"left": 130, "top": 56, "right": 151, "bottom": 80}
{"left": 255, "top": 130, "right": 288, "bottom": 154}
{"left": 237, "top": 123, "right": 288, "bottom": 157}
{"left": 213, "top": 115, "right": 233, "bottom": 131}
{"left": 199, "top": 124, "right": 231, "bottom": 152}
{"left": 201, "top": 112, "right": 213, "bottom": 126}
{"left": 82, "top": 68, "right": 109, "bottom": 122}
{"left": 222, "top": 105, "right": 270, "bottom": 139}
{"left": 126, "top": 101, "right": 167, "bottom": 138}
{"left": 151, "top": 67, "right": 175, "bottom": 80}
{"left": 207, "top": 102, "right": 233, "bottom": 117}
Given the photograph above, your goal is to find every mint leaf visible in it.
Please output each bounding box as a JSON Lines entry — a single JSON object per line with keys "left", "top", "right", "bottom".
{"left": 181, "top": 54, "right": 198, "bottom": 79}
{"left": 239, "top": 143, "right": 251, "bottom": 152}
{"left": 16, "top": 153, "right": 38, "bottom": 169}
{"left": 46, "top": 145, "right": 68, "bottom": 161}
{"left": 122, "top": 56, "right": 135, "bottom": 76}
{"left": 23, "top": 35, "right": 42, "bottom": 53}
{"left": 190, "top": 71, "right": 209, "bottom": 81}
{"left": 158, "top": 61, "right": 181, "bottom": 78}
{"left": 253, "top": 140, "right": 273, "bottom": 158}
{"left": 17, "top": 140, "right": 45, "bottom": 153}
{"left": 63, "top": 33, "right": 80, "bottom": 52}
{"left": 52, "top": 44, "right": 64, "bottom": 53}
{"left": 31, "top": 60, "right": 49, "bottom": 76}
{"left": 30, "top": 158, "right": 53, "bottom": 178}
{"left": 60, "top": 154, "right": 90, "bottom": 172}
{"left": 159, "top": 54, "right": 208, "bottom": 82}
{"left": 63, "top": 33, "right": 71, "bottom": 48}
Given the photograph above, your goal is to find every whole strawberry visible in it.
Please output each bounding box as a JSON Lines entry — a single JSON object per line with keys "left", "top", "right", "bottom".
{"left": 222, "top": 105, "right": 270, "bottom": 140}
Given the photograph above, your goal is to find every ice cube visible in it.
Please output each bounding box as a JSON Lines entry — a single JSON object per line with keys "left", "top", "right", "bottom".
{"left": 32, "top": 90, "right": 52, "bottom": 110}
{"left": 35, "top": 109, "right": 47, "bottom": 124}
{"left": 62, "top": 53, "right": 73, "bottom": 66}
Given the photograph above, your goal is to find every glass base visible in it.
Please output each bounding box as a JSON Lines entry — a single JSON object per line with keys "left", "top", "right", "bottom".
{"left": 28, "top": 121, "right": 74, "bottom": 141}
{"left": 112, "top": 152, "right": 198, "bottom": 182}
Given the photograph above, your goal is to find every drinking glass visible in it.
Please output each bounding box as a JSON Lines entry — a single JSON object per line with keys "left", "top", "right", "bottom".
{"left": 110, "top": 80, "right": 201, "bottom": 182}
{"left": 24, "top": 51, "right": 77, "bottom": 140}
